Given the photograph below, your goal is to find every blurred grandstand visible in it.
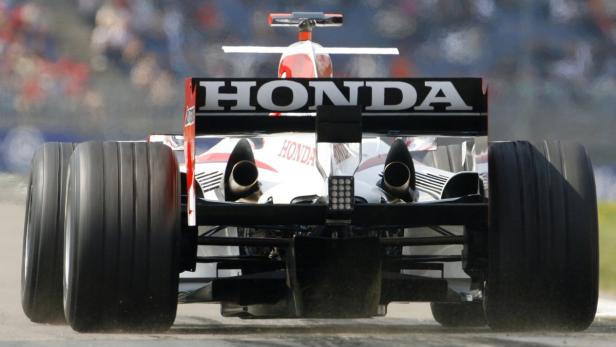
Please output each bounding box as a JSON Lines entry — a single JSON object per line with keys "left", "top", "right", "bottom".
{"left": 0, "top": 0, "right": 615, "bottom": 197}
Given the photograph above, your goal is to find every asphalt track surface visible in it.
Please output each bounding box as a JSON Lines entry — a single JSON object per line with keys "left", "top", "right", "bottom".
{"left": 1, "top": 175, "right": 615, "bottom": 346}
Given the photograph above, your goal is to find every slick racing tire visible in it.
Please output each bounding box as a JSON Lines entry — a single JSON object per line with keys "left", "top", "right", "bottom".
{"left": 430, "top": 302, "right": 486, "bottom": 327}
{"left": 485, "top": 141, "right": 598, "bottom": 331}
{"left": 63, "top": 142, "right": 180, "bottom": 332}
{"left": 22, "top": 142, "right": 75, "bottom": 324}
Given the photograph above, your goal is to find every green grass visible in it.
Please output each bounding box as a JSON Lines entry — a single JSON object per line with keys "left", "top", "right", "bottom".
{"left": 599, "top": 203, "right": 616, "bottom": 294}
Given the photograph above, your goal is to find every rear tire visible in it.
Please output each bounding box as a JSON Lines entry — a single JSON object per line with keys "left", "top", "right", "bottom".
{"left": 63, "top": 141, "right": 180, "bottom": 332}
{"left": 431, "top": 302, "right": 486, "bottom": 327}
{"left": 21, "top": 142, "right": 75, "bottom": 323}
{"left": 486, "top": 141, "right": 598, "bottom": 331}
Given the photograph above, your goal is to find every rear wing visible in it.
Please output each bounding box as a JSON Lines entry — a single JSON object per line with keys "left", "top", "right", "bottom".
{"left": 184, "top": 77, "right": 487, "bottom": 136}
{"left": 182, "top": 77, "right": 487, "bottom": 225}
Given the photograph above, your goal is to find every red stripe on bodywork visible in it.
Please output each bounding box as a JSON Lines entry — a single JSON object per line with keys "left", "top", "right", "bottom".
{"left": 196, "top": 152, "right": 278, "bottom": 173}
{"left": 184, "top": 78, "right": 197, "bottom": 226}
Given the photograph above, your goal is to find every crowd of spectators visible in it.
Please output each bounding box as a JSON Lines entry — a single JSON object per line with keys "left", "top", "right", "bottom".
{"left": 2, "top": 0, "right": 616, "bottom": 154}
{"left": 75, "top": 1, "right": 616, "bottom": 88}
{"left": 0, "top": 1, "right": 103, "bottom": 124}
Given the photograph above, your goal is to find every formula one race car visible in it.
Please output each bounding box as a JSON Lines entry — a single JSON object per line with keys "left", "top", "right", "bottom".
{"left": 22, "top": 12, "right": 598, "bottom": 332}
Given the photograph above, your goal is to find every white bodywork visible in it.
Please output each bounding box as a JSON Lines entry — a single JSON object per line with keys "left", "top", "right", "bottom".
{"left": 152, "top": 134, "right": 487, "bottom": 299}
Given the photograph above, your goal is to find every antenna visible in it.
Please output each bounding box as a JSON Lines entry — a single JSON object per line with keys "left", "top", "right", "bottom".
{"left": 268, "top": 12, "right": 343, "bottom": 41}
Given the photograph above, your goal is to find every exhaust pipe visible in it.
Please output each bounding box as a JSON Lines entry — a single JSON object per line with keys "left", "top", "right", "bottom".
{"left": 380, "top": 138, "right": 415, "bottom": 200}
{"left": 224, "top": 139, "right": 261, "bottom": 201}
{"left": 228, "top": 160, "right": 259, "bottom": 196}
{"left": 383, "top": 161, "right": 411, "bottom": 196}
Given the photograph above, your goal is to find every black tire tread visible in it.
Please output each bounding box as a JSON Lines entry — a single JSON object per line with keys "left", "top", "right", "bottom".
{"left": 21, "top": 142, "right": 75, "bottom": 323}
{"left": 64, "top": 141, "right": 179, "bottom": 332}
{"left": 486, "top": 140, "right": 598, "bottom": 331}
{"left": 430, "top": 302, "right": 486, "bottom": 327}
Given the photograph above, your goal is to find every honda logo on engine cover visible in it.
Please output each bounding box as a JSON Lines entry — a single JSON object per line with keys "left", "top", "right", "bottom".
{"left": 193, "top": 78, "right": 486, "bottom": 115}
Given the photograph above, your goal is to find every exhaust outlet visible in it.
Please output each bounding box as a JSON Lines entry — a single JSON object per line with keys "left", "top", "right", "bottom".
{"left": 380, "top": 138, "right": 415, "bottom": 200}
{"left": 383, "top": 161, "right": 411, "bottom": 196}
{"left": 224, "top": 139, "right": 261, "bottom": 201}
{"left": 228, "top": 160, "right": 259, "bottom": 195}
